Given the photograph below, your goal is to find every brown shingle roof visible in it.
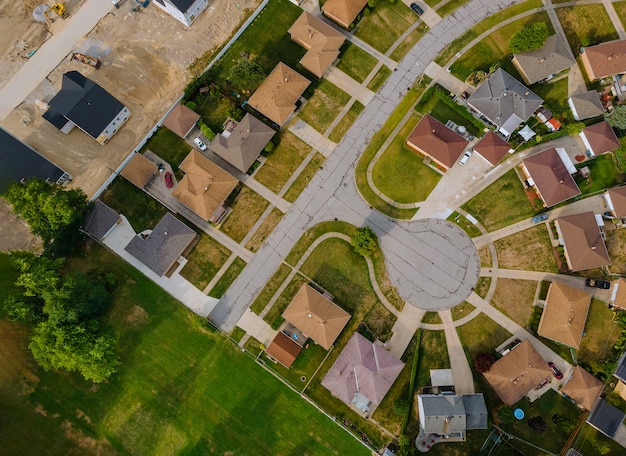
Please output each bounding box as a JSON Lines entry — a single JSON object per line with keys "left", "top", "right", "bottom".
{"left": 265, "top": 332, "right": 303, "bottom": 369}
{"left": 522, "top": 147, "right": 581, "bottom": 207}
{"left": 557, "top": 211, "right": 611, "bottom": 271}
{"left": 562, "top": 366, "right": 603, "bottom": 411}
{"left": 537, "top": 282, "right": 591, "bottom": 349}
{"left": 209, "top": 114, "right": 275, "bottom": 172}
{"left": 172, "top": 150, "right": 238, "bottom": 221}
{"left": 120, "top": 153, "right": 158, "bottom": 188}
{"left": 581, "top": 121, "right": 619, "bottom": 155}
{"left": 473, "top": 131, "right": 511, "bottom": 166}
{"left": 162, "top": 103, "right": 201, "bottom": 138}
{"left": 289, "top": 12, "right": 345, "bottom": 78}
{"left": 607, "top": 186, "right": 626, "bottom": 217}
{"left": 406, "top": 115, "right": 468, "bottom": 169}
{"left": 615, "top": 278, "right": 626, "bottom": 309}
{"left": 322, "top": 0, "right": 368, "bottom": 28}
{"left": 512, "top": 34, "right": 576, "bottom": 85}
{"left": 483, "top": 340, "right": 551, "bottom": 405}
{"left": 247, "top": 62, "right": 310, "bottom": 126}
{"left": 580, "top": 39, "right": 626, "bottom": 80}
{"left": 282, "top": 284, "right": 350, "bottom": 350}
{"left": 321, "top": 332, "right": 404, "bottom": 412}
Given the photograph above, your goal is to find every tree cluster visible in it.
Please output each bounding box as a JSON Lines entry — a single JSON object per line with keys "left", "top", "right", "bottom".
{"left": 509, "top": 22, "right": 549, "bottom": 53}
{"left": 605, "top": 105, "right": 626, "bottom": 130}
{"left": 4, "top": 253, "right": 119, "bottom": 383}
{"left": 227, "top": 58, "right": 265, "bottom": 93}
{"left": 350, "top": 226, "right": 379, "bottom": 257}
{"left": 3, "top": 178, "right": 89, "bottom": 256}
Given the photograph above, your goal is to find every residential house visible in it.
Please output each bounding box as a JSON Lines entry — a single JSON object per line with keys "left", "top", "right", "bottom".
{"left": 247, "top": 62, "right": 310, "bottom": 127}
{"left": 537, "top": 282, "right": 591, "bottom": 349}
{"left": 120, "top": 153, "right": 158, "bottom": 189}
{"left": 265, "top": 332, "right": 303, "bottom": 369}
{"left": 472, "top": 131, "right": 512, "bottom": 166}
{"left": 406, "top": 114, "right": 468, "bottom": 170}
{"left": 555, "top": 211, "right": 611, "bottom": 272}
{"left": 83, "top": 200, "right": 121, "bottom": 241}
{"left": 43, "top": 71, "right": 130, "bottom": 144}
{"left": 288, "top": 12, "right": 346, "bottom": 78}
{"left": 512, "top": 34, "right": 576, "bottom": 85}
{"left": 611, "top": 277, "right": 626, "bottom": 310}
{"left": 482, "top": 339, "right": 552, "bottom": 405}
{"left": 604, "top": 185, "right": 626, "bottom": 218}
{"left": 152, "top": 0, "right": 209, "bottom": 27}
{"left": 417, "top": 394, "right": 488, "bottom": 440}
{"left": 124, "top": 213, "right": 197, "bottom": 277}
{"left": 163, "top": 103, "right": 201, "bottom": 139}
{"left": 568, "top": 90, "right": 604, "bottom": 120}
{"left": 562, "top": 366, "right": 603, "bottom": 411}
{"left": 521, "top": 147, "right": 581, "bottom": 207}
{"left": 321, "top": 332, "right": 404, "bottom": 414}
{"left": 580, "top": 39, "right": 626, "bottom": 80}
{"left": 209, "top": 113, "right": 275, "bottom": 172}
{"left": 467, "top": 68, "right": 543, "bottom": 137}
{"left": 172, "top": 150, "right": 239, "bottom": 223}
{"left": 0, "top": 126, "right": 71, "bottom": 193}
{"left": 322, "top": 0, "right": 368, "bottom": 29}
{"left": 586, "top": 399, "right": 626, "bottom": 444}
{"left": 580, "top": 121, "right": 620, "bottom": 156}
{"left": 282, "top": 283, "right": 350, "bottom": 350}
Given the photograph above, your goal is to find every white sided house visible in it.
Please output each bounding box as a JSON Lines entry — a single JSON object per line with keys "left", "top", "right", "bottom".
{"left": 152, "top": 0, "right": 209, "bottom": 27}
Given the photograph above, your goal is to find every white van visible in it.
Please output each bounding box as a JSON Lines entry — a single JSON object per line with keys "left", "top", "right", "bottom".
{"left": 459, "top": 151, "right": 472, "bottom": 165}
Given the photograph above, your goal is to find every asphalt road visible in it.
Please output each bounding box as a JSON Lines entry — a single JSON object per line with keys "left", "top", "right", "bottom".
{"left": 210, "top": 0, "right": 527, "bottom": 330}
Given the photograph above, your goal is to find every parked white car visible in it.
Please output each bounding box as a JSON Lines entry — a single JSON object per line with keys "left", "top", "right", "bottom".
{"left": 459, "top": 151, "right": 472, "bottom": 165}
{"left": 193, "top": 137, "right": 207, "bottom": 151}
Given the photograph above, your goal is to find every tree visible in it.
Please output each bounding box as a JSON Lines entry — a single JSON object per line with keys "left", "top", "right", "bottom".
{"left": 527, "top": 416, "right": 547, "bottom": 433}
{"left": 350, "top": 226, "right": 378, "bottom": 256}
{"left": 474, "top": 352, "right": 496, "bottom": 373}
{"left": 605, "top": 105, "right": 626, "bottom": 129}
{"left": 227, "top": 59, "right": 265, "bottom": 91}
{"left": 185, "top": 101, "right": 197, "bottom": 111}
{"left": 509, "top": 22, "right": 549, "bottom": 52}
{"left": 3, "top": 178, "right": 89, "bottom": 256}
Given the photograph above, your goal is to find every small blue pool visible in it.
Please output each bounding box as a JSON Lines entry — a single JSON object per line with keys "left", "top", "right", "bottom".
{"left": 514, "top": 408, "right": 524, "bottom": 420}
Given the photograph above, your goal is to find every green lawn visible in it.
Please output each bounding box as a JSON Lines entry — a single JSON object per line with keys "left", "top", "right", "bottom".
{"left": 449, "top": 13, "right": 553, "bottom": 81}
{"left": 220, "top": 186, "right": 270, "bottom": 243}
{"left": 575, "top": 154, "right": 620, "bottom": 194}
{"left": 417, "top": 86, "right": 484, "bottom": 136}
{"left": 329, "top": 101, "right": 365, "bottom": 143}
{"left": 208, "top": 257, "right": 246, "bottom": 298}
{"left": 245, "top": 207, "right": 283, "bottom": 252}
{"left": 354, "top": 1, "right": 415, "bottom": 53}
{"left": 254, "top": 131, "right": 310, "bottom": 193}
{"left": 614, "top": 2, "right": 626, "bottom": 31}
{"left": 447, "top": 211, "right": 482, "bottom": 237}
{"left": 474, "top": 278, "right": 491, "bottom": 299}
{"left": 451, "top": 302, "right": 476, "bottom": 320}
{"left": 335, "top": 42, "right": 378, "bottom": 83}
{"left": 531, "top": 78, "right": 570, "bottom": 117}
{"left": 0, "top": 244, "right": 369, "bottom": 456}
{"left": 179, "top": 233, "right": 232, "bottom": 290}
{"left": 299, "top": 79, "right": 351, "bottom": 133}
{"left": 140, "top": 127, "right": 191, "bottom": 176}
{"left": 194, "top": 93, "right": 245, "bottom": 134}
{"left": 283, "top": 153, "right": 325, "bottom": 203}
{"left": 100, "top": 178, "right": 168, "bottom": 233}
{"left": 366, "top": 66, "right": 392, "bottom": 93}
{"left": 557, "top": 4, "right": 619, "bottom": 51}
{"left": 416, "top": 330, "right": 450, "bottom": 390}
{"left": 389, "top": 23, "right": 430, "bottom": 61}
{"left": 422, "top": 312, "right": 443, "bottom": 324}
{"left": 250, "top": 263, "right": 292, "bottom": 314}
{"left": 372, "top": 114, "right": 441, "bottom": 203}
{"left": 437, "top": 0, "right": 471, "bottom": 17}
{"left": 462, "top": 169, "right": 535, "bottom": 231}
{"left": 490, "top": 279, "right": 538, "bottom": 329}
{"left": 456, "top": 313, "right": 512, "bottom": 361}
{"left": 577, "top": 299, "right": 621, "bottom": 370}
{"left": 261, "top": 340, "right": 330, "bottom": 390}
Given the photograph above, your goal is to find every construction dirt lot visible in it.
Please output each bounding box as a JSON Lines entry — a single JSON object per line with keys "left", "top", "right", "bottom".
{"left": 0, "top": 0, "right": 260, "bottom": 198}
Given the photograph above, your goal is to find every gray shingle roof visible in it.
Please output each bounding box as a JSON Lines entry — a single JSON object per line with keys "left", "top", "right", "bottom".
{"left": 587, "top": 399, "right": 625, "bottom": 438}
{"left": 615, "top": 352, "right": 626, "bottom": 383}
{"left": 467, "top": 68, "right": 543, "bottom": 136}
{"left": 569, "top": 90, "right": 604, "bottom": 120}
{"left": 83, "top": 200, "right": 120, "bottom": 240}
{"left": 124, "top": 213, "right": 196, "bottom": 276}
{"left": 512, "top": 35, "right": 576, "bottom": 85}
{"left": 462, "top": 394, "right": 489, "bottom": 430}
{"left": 418, "top": 394, "right": 488, "bottom": 435}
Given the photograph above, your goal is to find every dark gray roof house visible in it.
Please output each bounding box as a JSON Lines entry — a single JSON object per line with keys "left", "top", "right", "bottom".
{"left": 43, "top": 71, "right": 129, "bottom": 144}
{"left": 0, "top": 126, "right": 70, "bottom": 193}
{"left": 568, "top": 90, "right": 604, "bottom": 120}
{"left": 615, "top": 351, "right": 626, "bottom": 383}
{"left": 124, "top": 213, "right": 197, "bottom": 277}
{"left": 83, "top": 200, "right": 121, "bottom": 241}
{"left": 512, "top": 34, "right": 576, "bottom": 85}
{"left": 210, "top": 114, "right": 275, "bottom": 172}
{"left": 586, "top": 399, "right": 625, "bottom": 439}
{"left": 467, "top": 68, "right": 543, "bottom": 137}
{"left": 417, "top": 394, "right": 488, "bottom": 437}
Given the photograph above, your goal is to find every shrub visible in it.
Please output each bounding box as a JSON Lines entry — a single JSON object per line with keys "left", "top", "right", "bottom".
{"left": 350, "top": 226, "right": 378, "bottom": 256}
{"left": 509, "top": 22, "right": 549, "bottom": 52}
{"left": 393, "top": 399, "right": 410, "bottom": 416}
{"left": 185, "top": 101, "right": 197, "bottom": 111}
{"left": 474, "top": 352, "right": 496, "bottom": 373}
{"left": 264, "top": 141, "right": 275, "bottom": 153}
{"left": 527, "top": 416, "right": 547, "bottom": 433}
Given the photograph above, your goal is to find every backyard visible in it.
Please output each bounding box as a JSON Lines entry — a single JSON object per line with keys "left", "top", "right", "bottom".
{"left": 574, "top": 154, "right": 621, "bottom": 195}
{"left": 139, "top": 127, "right": 191, "bottom": 177}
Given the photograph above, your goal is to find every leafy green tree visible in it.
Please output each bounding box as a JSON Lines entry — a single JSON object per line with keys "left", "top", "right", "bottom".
{"left": 3, "top": 178, "right": 89, "bottom": 256}
{"left": 185, "top": 101, "right": 197, "bottom": 111}
{"left": 227, "top": 59, "right": 265, "bottom": 91}
{"left": 350, "top": 226, "right": 378, "bottom": 256}
{"left": 605, "top": 105, "right": 626, "bottom": 129}
{"left": 509, "top": 22, "right": 549, "bottom": 52}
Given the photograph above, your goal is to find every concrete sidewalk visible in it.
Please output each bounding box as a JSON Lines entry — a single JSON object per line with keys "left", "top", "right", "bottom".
{"left": 325, "top": 67, "right": 375, "bottom": 106}
{"left": 289, "top": 120, "right": 337, "bottom": 157}
{"left": 440, "top": 309, "right": 475, "bottom": 394}
{"left": 423, "top": 62, "right": 473, "bottom": 96}
{"left": 236, "top": 309, "right": 277, "bottom": 346}
{"left": 387, "top": 305, "right": 424, "bottom": 359}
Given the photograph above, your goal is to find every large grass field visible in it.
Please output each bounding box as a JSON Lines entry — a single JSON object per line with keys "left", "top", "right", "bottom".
{"left": 462, "top": 169, "right": 535, "bottom": 231}
{"left": 557, "top": 4, "right": 619, "bottom": 51}
{"left": 299, "top": 79, "right": 351, "bottom": 133}
{"left": 254, "top": 131, "right": 310, "bottom": 194}
{"left": 372, "top": 114, "right": 441, "bottom": 203}
{"left": 0, "top": 245, "right": 369, "bottom": 455}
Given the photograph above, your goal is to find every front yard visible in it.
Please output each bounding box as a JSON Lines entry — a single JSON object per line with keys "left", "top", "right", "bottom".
{"left": 254, "top": 131, "right": 310, "bottom": 193}
{"left": 299, "top": 79, "right": 351, "bottom": 133}
{"left": 220, "top": 186, "right": 270, "bottom": 243}
{"left": 494, "top": 224, "right": 559, "bottom": 272}
{"left": 179, "top": 233, "right": 232, "bottom": 290}
{"left": 354, "top": 1, "right": 416, "bottom": 54}
{"left": 335, "top": 42, "right": 378, "bottom": 83}
{"left": 557, "top": 4, "right": 618, "bottom": 51}
{"left": 490, "top": 279, "right": 538, "bottom": 329}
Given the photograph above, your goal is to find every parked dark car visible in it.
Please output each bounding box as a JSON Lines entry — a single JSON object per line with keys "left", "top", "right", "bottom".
{"left": 164, "top": 172, "right": 173, "bottom": 188}
{"left": 585, "top": 278, "right": 611, "bottom": 289}
{"left": 410, "top": 3, "right": 424, "bottom": 15}
{"left": 548, "top": 362, "right": 563, "bottom": 380}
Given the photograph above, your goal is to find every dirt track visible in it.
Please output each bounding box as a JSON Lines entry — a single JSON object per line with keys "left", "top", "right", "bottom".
{"left": 0, "top": 0, "right": 260, "bottom": 197}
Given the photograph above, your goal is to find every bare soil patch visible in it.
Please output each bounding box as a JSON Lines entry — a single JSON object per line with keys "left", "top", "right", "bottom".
{"left": 494, "top": 224, "right": 558, "bottom": 272}
{"left": 0, "top": 198, "right": 42, "bottom": 253}
{"left": 478, "top": 246, "right": 492, "bottom": 268}
{"left": 490, "top": 278, "right": 537, "bottom": 329}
